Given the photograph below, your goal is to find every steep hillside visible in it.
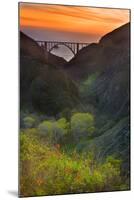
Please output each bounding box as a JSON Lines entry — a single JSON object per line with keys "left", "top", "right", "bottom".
{"left": 68, "top": 23, "right": 130, "bottom": 117}
{"left": 20, "top": 32, "right": 79, "bottom": 116}
{"left": 72, "top": 23, "right": 130, "bottom": 177}
{"left": 65, "top": 23, "right": 130, "bottom": 81}
{"left": 20, "top": 31, "right": 66, "bottom": 67}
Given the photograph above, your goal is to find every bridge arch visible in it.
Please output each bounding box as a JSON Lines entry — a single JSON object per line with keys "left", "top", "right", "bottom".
{"left": 49, "top": 43, "right": 75, "bottom": 56}
{"left": 36, "top": 41, "right": 90, "bottom": 56}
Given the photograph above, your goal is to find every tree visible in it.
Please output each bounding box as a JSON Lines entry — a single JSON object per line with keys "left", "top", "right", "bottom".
{"left": 23, "top": 116, "right": 36, "bottom": 128}
{"left": 30, "top": 69, "right": 79, "bottom": 116}
{"left": 53, "top": 118, "right": 69, "bottom": 143}
{"left": 38, "top": 118, "right": 69, "bottom": 144}
{"left": 70, "top": 112, "right": 95, "bottom": 142}
{"left": 38, "top": 120, "right": 53, "bottom": 140}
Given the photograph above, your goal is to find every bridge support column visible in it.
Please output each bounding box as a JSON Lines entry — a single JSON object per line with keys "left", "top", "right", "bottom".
{"left": 43, "top": 42, "right": 48, "bottom": 60}
{"left": 44, "top": 42, "right": 47, "bottom": 51}
{"left": 36, "top": 41, "right": 89, "bottom": 57}
{"left": 76, "top": 43, "right": 79, "bottom": 54}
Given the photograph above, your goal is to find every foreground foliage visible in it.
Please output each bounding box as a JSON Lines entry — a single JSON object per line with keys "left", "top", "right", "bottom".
{"left": 20, "top": 128, "right": 127, "bottom": 197}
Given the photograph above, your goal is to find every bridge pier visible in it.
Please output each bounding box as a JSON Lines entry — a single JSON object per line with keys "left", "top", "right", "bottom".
{"left": 76, "top": 43, "right": 79, "bottom": 54}
{"left": 44, "top": 42, "right": 47, "bottom": 50}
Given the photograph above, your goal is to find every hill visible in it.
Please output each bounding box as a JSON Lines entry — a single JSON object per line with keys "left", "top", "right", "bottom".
{"left": 20, "top": 31, "right": 79, "bottom": 116}
{"left": 20, "top": 31, "right": 66, "bottom": 67}
{"left": 65, "top": 23, "right": 130, "bottom": 81}
{"left": 71, "top": 23, "right": 130, "bottom": 176}
{"left": 65, "top": 23, "right": 130, "bottom": 117}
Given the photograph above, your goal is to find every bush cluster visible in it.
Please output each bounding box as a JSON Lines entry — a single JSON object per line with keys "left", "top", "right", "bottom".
{"left": 20, "top": 130, "right": 126, "bottom": 197}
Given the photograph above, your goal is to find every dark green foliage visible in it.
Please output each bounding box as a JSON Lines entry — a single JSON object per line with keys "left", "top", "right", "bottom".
{"left": 29, "top": 67, "right": 79, "bottom": 116}
{"left": 60, "top": 108, "right": 72, "bottom": 120}
{"left": 23, "top": 116, "right": 36, "bottom": 128}
{"left": 79, "top": 72, "right": 99, "bottom": 102}
{"left": 76, "top": 117, "right": 130, "bottom": 175}
{"left": 20, "top": 38, "right": 79, "bottom": 116}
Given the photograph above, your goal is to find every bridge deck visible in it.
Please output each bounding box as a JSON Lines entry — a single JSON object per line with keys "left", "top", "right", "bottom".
{"left": 36, "top": 41, "right": 89, "bottom": 45}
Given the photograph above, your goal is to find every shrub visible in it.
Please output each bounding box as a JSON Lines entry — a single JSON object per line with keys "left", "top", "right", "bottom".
{"left": 60, "top": 108, "right": 72, "bottom": 120}
{"left": 38, "top": 120, "right": 53, "bottom": 141}
{"left": 79, "top": 72, "right": 99, "bottom": 100}
{"left": 38, "top": 118, "right": 69, "bottom": 144}
{"left": 23, "top": 116, "right": 36, "bottom": 128}
{"left": 70, "top": 112, "right": 95, "bottom": 142}
{"left": 20, "top": 131, "right": 126, "bottom": 197}
{"left": 52, "top": 118, "right": 69, "bottom": 143}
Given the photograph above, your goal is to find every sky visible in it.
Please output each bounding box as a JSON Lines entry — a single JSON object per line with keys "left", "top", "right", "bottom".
{"left": 19, "top": 3, "right": 130, "bottom": 60}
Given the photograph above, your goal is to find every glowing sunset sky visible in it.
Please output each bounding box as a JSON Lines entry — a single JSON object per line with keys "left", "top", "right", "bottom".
{"left": 19, "top": 3, "right": 130, "bottom": 43}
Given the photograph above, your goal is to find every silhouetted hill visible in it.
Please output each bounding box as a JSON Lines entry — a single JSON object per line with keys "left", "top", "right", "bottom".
{"left": 65, "top": 23, "right": 130, "bottom": 81}
{"left": 20, "top": 32, "right": 79, "bottom": 115}
{"left": 65, "top": 23, "right": 130, "bottom": 116}
{"left": 20, "top": 31, "right": 66, "bottom": 67}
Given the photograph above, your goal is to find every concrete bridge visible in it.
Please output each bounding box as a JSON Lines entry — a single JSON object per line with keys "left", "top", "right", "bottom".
{"left": 36, "top": 40, "right": 90, "bottom": 56}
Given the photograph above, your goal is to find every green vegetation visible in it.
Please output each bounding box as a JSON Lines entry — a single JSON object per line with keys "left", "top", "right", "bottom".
{"left": 20, "top": 112, "right": 129, "bottom": 197}
{"left": 20, "top": 25, "right": 130, "bottom": 197}
{"left": 79, "top": 72, "right": 99, "bottom": 102}
{"left": 70, "top": 113, "right": 95, "bottom": 142}
{"left": 30, "top": 68, "right": 79, "bottom": 116}
{"left": 38, "top": 118, "right": 69, "bottom": 144}
{"left": 23, "top": 116, "right": 36, "bottom": 128}
{"left": 20, "top": 128, "right": 127, "bottom": 197}
{"left": 20, "top": 69, "right": 130, "bottom": 196}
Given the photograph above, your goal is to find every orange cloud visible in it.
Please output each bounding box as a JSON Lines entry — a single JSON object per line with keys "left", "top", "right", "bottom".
{"left": 19, "top": 3, "right": 130, "bottom": 36}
